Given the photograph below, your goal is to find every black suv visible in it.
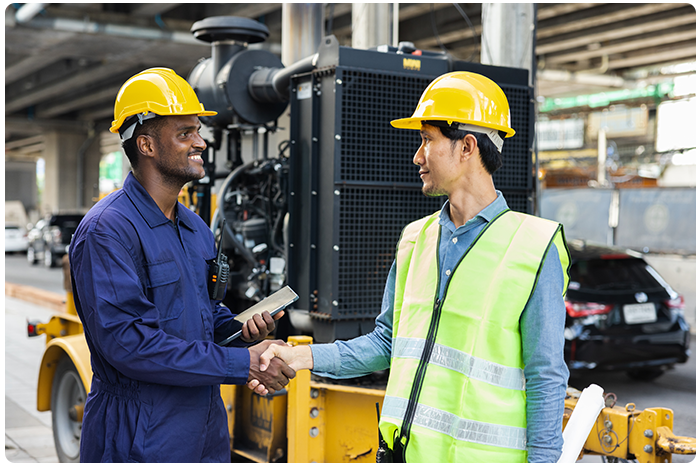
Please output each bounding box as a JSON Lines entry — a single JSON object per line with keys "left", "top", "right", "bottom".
{"left": 564, "top": 240, "right": 690, "bottom": 381}
{"left": 27, "top": 214, "right": 84, "bottom": 268}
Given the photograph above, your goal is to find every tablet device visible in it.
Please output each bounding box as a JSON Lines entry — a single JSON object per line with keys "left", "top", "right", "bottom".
{"left": 217, "top": 285, "right": 299, "bottom": 346}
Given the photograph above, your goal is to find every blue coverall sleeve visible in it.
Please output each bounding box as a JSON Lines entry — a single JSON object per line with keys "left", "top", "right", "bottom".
{"left": 212, "top": 303, "right": 247, "bottom": 347}
{"left": 73, "top": 231, "right": 250, "bottom": 386}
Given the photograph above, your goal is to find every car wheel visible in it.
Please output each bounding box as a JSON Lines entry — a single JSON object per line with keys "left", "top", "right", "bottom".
{"left": 27, "top": 246, "right": 37, "bottom": 265}
{"left": 51, "top": 357, "right": 85, "bottom": 463}
{"left": 625, "top": 367, "right": 665, "bottom": 381}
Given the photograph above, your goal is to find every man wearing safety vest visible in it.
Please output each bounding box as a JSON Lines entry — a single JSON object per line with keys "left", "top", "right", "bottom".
{"left": 252, "top": 71, "right": 571, "bottom": 462}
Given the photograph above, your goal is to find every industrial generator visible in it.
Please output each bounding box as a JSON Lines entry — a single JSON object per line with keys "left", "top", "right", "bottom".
{"left": 186, "top": 16, "right": 535, "bottom": 343}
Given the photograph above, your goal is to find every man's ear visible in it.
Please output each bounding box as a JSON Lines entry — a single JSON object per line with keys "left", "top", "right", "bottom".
{"left": 136, "top": 134, "right": 155, "bottom": 159}
{"left": 461, "top": 134, "right": 478, "bottom": 161}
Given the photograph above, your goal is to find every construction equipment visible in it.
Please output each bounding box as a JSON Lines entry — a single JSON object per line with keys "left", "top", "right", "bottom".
{"left": 28, "top": 15, "right": 695, "bottom": 463}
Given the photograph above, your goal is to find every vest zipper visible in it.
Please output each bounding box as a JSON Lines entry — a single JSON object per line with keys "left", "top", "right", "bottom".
{"left": 397, "top": 234, "right": 445, "bottom": 452}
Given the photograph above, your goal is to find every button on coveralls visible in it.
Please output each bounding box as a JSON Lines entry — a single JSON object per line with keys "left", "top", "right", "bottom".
{"left": 70, "top": 172, "right": 249, "bottom": 462}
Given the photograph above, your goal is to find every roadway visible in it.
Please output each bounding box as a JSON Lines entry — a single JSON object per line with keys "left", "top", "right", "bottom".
{"left": 3, "top": 251, "right": 696, "bottom": 463}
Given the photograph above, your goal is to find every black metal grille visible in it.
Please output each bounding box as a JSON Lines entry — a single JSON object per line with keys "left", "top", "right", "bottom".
{"left": 332, "top": 67, "right": 532, "bottom": 321}
{"left": 337, "top": 187, "right": 445, "bottom": 317}
{"left": 338, "top": 68, "right": 431, "bottom": 185}
{"left": 495, "top": 85, "right": 532, "bottom": 191}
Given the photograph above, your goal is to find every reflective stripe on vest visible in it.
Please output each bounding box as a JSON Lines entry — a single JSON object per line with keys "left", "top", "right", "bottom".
{"left": 383, "top": 396, "right": 527, "bottom": 451}
{"left": 393, "top": 336, "right": 526, "bottom": 391}
{"left": 379, "top": 209, "right": 570, "bottom": 462}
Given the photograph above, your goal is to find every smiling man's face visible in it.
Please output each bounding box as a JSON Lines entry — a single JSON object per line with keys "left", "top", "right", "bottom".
{"left": 152, "top": 115, "right": 207, "bottom": 189}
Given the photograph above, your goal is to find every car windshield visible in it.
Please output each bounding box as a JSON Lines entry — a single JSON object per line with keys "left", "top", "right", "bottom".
{"left": 570, "top": 257, "right": 665, "bottom": 292}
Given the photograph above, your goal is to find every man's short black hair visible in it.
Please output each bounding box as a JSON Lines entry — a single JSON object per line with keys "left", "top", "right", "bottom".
{"left": 121, "top": 116, "right": 167, "bottom": 170}
{"left": 422, "top": 120, "right": 503, "bottom": 175}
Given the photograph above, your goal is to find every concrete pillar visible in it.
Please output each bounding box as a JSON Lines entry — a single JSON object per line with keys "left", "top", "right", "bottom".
{"left": 352, "top": 3, "right": 392, "bottom": 50}
{"left": 481, "top": 3, "right": 536, "bottom": 86}
{"left": 41, "top": 131, "right": 100, "bottom": 214}
{"left": 4, "top": 159, "right": 38, "bottom": 213}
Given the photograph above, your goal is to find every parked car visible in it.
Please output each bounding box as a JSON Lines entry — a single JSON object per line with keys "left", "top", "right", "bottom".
{"left": 5, "top": 224, "right": 29, "bottom": 253}
{"left": 27, "top": 213, "right": 84, "bottom": 268}
{"left": 564, "top": 240, "right": 690, "bottom": 381}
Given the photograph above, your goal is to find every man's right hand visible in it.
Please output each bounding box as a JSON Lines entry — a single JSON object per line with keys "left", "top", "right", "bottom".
{"left": 247, "top": 343, "right": 314, "bottom": 395}
{"left": 248, "top": 340, "right": 296, "bottom": 394}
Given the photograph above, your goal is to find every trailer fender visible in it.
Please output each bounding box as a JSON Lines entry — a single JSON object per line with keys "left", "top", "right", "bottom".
{"left": 37, "top": 334, "right": 91, "bottom": 412}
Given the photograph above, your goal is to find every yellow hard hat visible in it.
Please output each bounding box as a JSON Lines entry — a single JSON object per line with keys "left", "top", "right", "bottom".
{"left": 109, "top": 67, "right": 217, "bottom": 137}
{"left": 391, "top": 71, "right": 515, "bottom": 151}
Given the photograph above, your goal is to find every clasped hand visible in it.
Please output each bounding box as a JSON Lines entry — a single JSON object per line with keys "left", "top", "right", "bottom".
{"left": 247, "top": 342, "right": 313, "bottom": 396}
{"left": 241, "top": 310, "right": 297, "bottom": 394}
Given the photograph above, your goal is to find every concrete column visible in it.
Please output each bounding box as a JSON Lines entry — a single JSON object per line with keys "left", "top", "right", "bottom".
{"left": 352, "top": 3, "right": 392, "bottom": 50}
{"left": 481, "top": 3, "right": 536, "bottom": 85}
{"left": 4, "top": 160, "right": 38, "bottom": 213}
{"left": 41, "top": 131, "right": 100, "bottom": 214}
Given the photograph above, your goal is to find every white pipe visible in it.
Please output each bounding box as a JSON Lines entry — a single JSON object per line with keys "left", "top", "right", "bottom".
{"left": 15, "top": 3, "right": 49, "bottom": 24}
{"left": 558, "top": 384, "right": 606, "bottom": 463}
{"left": 13, "top": 15, "right": 201, "bottom": 45}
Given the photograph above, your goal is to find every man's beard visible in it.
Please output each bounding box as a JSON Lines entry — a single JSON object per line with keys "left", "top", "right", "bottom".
{"left": 422, "top": 184, "right": 446, "bottom": 197}
{"left": 155, "top": 144, "right": 204, "bottom": 189}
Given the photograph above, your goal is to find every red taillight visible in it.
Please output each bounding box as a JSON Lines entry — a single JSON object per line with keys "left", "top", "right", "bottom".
{"left": 664, "top": 295, "right": 685, "bottom": 311}
{"left": 565, "top": 301, "right": 614, "bottom": 318}
{"left": 600, "top": 254, "right": 631, "bottom": 260}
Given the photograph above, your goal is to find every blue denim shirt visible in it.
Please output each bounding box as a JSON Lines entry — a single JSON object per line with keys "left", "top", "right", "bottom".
{"left": 311, "top": 192, "right": 569, "bottom": 462}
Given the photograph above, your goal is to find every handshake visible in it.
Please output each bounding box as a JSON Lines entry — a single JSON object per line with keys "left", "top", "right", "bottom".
{"left": 238, "top": 309, "right": 313, "bottom": 395}
{"left": 246, "top": 340, "right": 313, "bottom": 396}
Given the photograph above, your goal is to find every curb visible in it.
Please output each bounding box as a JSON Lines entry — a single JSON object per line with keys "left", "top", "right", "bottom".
{"left": 5, "top": 282, "right": 65, "bottom": 312}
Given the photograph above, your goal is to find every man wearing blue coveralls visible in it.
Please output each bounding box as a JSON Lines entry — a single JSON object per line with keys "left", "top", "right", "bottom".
{"left": 69, "top": 68, "right": 295, "bottom": 462}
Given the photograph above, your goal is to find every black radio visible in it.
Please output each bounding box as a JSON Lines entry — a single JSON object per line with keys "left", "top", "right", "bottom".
{"left": 208, "top": 219, "right": 230, "bottom": 301}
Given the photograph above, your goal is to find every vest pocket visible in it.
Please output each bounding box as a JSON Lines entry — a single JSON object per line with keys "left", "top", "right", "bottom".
{"left": 145, "top": 260, "right": 184, "bottom": 321}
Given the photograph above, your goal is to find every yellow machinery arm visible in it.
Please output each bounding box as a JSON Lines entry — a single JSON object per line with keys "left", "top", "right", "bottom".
{"left": 563, "top": 387, "right": 696, "bottom": 462}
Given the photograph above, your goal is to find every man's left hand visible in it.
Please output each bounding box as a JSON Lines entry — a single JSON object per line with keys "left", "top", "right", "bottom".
{"left": 241, "top": 310, "right": 284, "bottom": 343}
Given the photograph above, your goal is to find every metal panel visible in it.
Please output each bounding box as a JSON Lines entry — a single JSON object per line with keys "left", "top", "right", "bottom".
{"left": 616, "top": 188, "right": 696, "bottom": 254}
{"left": 540, "top": 188, "right": 614, "bottom": 244}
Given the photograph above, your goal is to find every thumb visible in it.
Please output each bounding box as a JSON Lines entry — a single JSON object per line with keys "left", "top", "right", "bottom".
{"left": 259, "top": 344, "right": 279, "bottom": 372}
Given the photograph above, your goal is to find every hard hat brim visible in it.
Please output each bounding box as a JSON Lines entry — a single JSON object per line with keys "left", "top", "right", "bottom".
{"left": 109, "top": 110, "right": 218, "bottom": 134}
{"left": 391, "top": 116, "right": 515, "bottom": 138}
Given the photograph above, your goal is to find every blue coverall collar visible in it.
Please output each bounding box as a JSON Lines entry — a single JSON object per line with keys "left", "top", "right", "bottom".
{"left": 123, "top": 172, "right": 197, "bottom": 232}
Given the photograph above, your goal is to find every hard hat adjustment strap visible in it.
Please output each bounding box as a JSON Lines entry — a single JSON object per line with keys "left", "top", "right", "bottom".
{"left": 120, "top": 111, "right": 159, "bottom": 142}
{"left": 454, "top": 123, "right": 505, "bottom": 153}
{"left": 425, "top": 120, "right": 505, "bottom": 153}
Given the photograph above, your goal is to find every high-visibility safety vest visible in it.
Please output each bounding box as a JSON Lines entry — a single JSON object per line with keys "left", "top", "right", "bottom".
{"left": 378, "top": 209, "right": 570, "bottom": 462}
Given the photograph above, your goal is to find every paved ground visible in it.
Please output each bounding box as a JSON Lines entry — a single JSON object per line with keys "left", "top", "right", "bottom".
{"left": 4, "top": 295, "right": 59, "bottom": 463}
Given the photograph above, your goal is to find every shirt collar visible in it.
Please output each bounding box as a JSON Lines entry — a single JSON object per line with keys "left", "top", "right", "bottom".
{"left": 122, "top": 172, "right": 197, "bottom": 232}
{"left": 438, "top": 190, "right": 510, "bottom": 231}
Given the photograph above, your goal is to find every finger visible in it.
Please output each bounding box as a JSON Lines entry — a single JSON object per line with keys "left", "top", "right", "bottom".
{"left": 250, "top": 314, "right": 266, "bottom": 338}
{"left": 261, "top": 311, "right": 275, "bottom": 331}
{"left": 281, "top": 364, "right": 296, "bottom": 380}
{"left": 254, "top": 384, "right": 269, "bottom": 396}
{"left": 259, "top": 345, "right": 279, "bottom": 372}
{"left": 274, "top": 310, "right": 285, "bottom": 321}
{"left": 241, "top": 321, "right": 251, "bottom": 341}
{"left": 247, "top": 379, "right": 260, "bottom": 390}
